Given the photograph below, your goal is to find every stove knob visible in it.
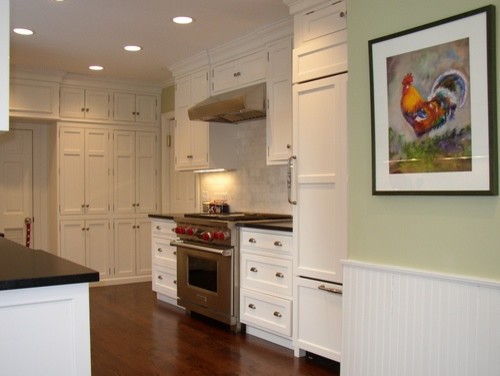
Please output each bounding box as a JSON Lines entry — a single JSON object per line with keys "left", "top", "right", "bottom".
{"left": 200, "top": 231, "right": 212, "bottom": 242}
{"left": 214, "top": 231, "right": 229, "bottom": 240}
{"left": 186, "top": 227, "right": 196, "bottom": 236}
{"left": 174, "top": 226, "right": 186, "bottom": 235}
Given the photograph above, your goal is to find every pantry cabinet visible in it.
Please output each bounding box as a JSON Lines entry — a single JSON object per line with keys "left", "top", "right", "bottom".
{"left": 211, "top": 50, "right": 266, "bottom": 94}
{"left": 59, "top": 126, "right": 111, "bottom": 216}
{"left": 113, "top": 92, "right": 158, "bottom": 123}
{"left": 59, "top": 219, "right": 111, "bottom": 280}
{"left": 266, "top": 38, "right": 293, "bottom": 165}
{"left": 60, "top": 87, "right": 110, "bottom": 120}
{"left": 113, "top": 218, "right": 151, "bottom": 278}
{"left": 240, "top": 228, "right": 293, "bottom": 347}
{"left": 113, "top": 130, "right": 157, "bottom": 214}
{"left": 151, "top": 218, "right": 178, "bottom": 304}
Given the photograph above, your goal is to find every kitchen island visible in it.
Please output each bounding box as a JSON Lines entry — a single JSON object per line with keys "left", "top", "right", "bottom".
{"left": 0, "top": 237, "right": 99, "bottom": 376}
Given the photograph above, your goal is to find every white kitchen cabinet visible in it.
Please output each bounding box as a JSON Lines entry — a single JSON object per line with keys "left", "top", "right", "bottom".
{"left": 174, "top": 69, "right": 210, "bottom": 170}
{"left": 113, "top": 217, "right": 151, "bottom": 278}
{"left": 59, "top": 126, "right": 111, "bottom": 216}
{"left": 0, "top": 0, "right": 8, "bottom": 131}
{"left": 240, "top": 227, "right": 294, "bottom": 346}
{"left": 113, "top": 130, "right": 157, "bottom": 214}
{"left": 9, "top": 78, "right": 60, "bottom": 120}
{"left": 211, "top": 50, "right": 266, "bottom": 94}
{"left": 294, "top": 277, "right": 342, "bottom": 361}
{"left": 60, "top": 87, "right": 110, "bottom": 120}
{"left": 113, "top": 92, "right": 158, "bottom": 123}
{"left": 266, "top": 38, "right": 293, "bottom": 165}
{"left": 293, "top": 73, "right": 347, "bottom": 284}
{"left": 151, "top": 218, "right": 178, "bottom": 304}
{"left": 59, "top": 219, "right": 111, "bottom": 280}
{"left": 292, "top": 0, "right": 347, "bottom": 83}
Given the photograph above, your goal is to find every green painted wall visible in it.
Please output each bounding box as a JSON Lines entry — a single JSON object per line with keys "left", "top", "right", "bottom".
{"left": 161, "top": 85, "right": 175, "bottom": 113}
{"left": 347, "top": 0, "right": 500, "bottom": 281}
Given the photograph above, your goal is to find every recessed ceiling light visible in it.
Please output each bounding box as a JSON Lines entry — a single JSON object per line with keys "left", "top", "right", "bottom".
{"left": 172, "top": 16, "right": 193, "bottom": 24}
{"left": 124, "top": 45, "right": 142, "bottom": 52}
{"left": 13, "top": 28, "right": 34, "bottom": 36}
{"left": 89, "top": 65, "right": 104, "bottom": 71}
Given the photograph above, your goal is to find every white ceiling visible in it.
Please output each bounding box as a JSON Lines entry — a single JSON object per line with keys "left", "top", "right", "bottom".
{"left": 10, "top": 0, "right": 290, "bottom": 84}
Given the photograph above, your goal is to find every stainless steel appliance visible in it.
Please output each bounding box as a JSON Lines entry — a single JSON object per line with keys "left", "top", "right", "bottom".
{"left": 170, "top": 212, "right": 292, "bottom": 332}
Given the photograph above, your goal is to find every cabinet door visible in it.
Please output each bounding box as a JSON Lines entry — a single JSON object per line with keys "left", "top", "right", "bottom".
{"left": 59, "top": 127, "right": 85, "bottom": 215}
{"left": 85, "top": 89, "right": 110, "bottom": 120}
{"left": 113, "top": 219, "right": 136, "bottom": 277}
{"left": 135, "top": 95, "right": 157, "bottom": 123}
{"left": 174, "top": 119, "right": 193, "bottom": 170}
{"left": 113, "top": 130, "right": 135, "bottom": 214}
{"left": 191, "top": 69, "right": 209, "bottom": 103}
{"left": 113, "top": 92, "right": 136, "bottom": 122}
{"left": 212, "top": 59, "right": 238, "bottom": 94}
{"left": 85, "top": 129, "right": 110, "bottom": 214}
{"left": 85, "top": 219, "right": 111, "bottom": 280}
{"left": 60, "top": 87, "right": 85, "bottom": 118}
{"left": 135, "top": 218, "right": 152, "bottom": 276}
{"left": 135, "top": 132, "right": 157, "bottom": 213}
{"left": 59, "top": 220, "right": 86, "bottom": 265}
{"left": 238, "top": 51, "right": 266, "bottom": 87}
{"left": 267, "top": 38, "right": 292, "bottom": 164}
{"left": 294, "top": 277, "right": 342, "bottom": 362}
{"left": 293, "top": 74, "right": 347, "bottom": 283}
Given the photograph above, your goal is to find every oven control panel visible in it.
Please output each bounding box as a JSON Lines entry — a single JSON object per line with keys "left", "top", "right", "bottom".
{"left": 173, "top": 223, "right": 231, "bottom": 246}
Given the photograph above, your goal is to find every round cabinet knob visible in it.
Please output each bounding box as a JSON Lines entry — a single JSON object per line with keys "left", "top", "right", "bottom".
{"left": 273, "top": 311, "right": 282, "bottom": 318}
{"left": 250, "top": 267, "right": 258, "bottom": 273}
{"left": 158, "top": 275, "right": 163, "bottom": 280}
{"left": 156, "top": 225, "right": 161, "bottom": 231}
{"left": 200, "top": 231, "right": 212, "bottom": 242}
{"left": 248, "top": 304, "right": 256, "bottom": 310}
{"left": 157, "top": 248, "right": 163, "bottom": 253}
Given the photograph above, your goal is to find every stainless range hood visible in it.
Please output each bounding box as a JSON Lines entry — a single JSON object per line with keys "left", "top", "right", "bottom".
{"left": 188, "top": 83, "right": 266, "bottom": 124}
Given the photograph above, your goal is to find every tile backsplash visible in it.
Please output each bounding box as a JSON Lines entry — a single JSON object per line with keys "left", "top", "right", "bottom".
{"left": 199, "top": 119, "right": 292, "bottom": 215}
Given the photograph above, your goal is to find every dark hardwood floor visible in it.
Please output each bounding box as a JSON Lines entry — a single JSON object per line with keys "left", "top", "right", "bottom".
{"left": 90, "top": 282, "right": 340, "bottom": 375}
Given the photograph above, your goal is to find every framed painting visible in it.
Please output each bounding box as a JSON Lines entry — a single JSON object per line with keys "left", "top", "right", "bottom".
{"left": 369, "top": 5, "right": 497, "bottom": 195}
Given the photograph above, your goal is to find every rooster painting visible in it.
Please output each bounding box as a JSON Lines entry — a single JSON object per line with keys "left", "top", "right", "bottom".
{"left": 400, "top": 69, "right": 468, "bottom": 137}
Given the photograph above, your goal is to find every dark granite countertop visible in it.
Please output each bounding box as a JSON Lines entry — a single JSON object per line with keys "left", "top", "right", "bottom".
{"left": 237, "top": 221, "right": 293, "bottom": 232}
{"left": 148, "top": 213, "right": 177, "bottom": 220}
{"left": 0, "top": 238, "right": 99, "bottom": 291}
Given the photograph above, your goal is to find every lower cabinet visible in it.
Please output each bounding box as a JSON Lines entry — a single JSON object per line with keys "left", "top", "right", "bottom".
{"left": 294, "top": 277, "right": 342, "bottom": 362}
{"left": 60, "top": 219, "right": 111, "bottom": 280}
{"left": 240, "top": 227, "right": 293, "bottom": 348}
{"left": 151, "top": 218, "right": 178, "bottom": 305}
{"left": 59, "top": 217, "right": 151, "bottom": 282}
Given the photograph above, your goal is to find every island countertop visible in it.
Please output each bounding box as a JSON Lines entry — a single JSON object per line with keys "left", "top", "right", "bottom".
{"left": 0, "top": 237, "right": 99, "bottom": 291}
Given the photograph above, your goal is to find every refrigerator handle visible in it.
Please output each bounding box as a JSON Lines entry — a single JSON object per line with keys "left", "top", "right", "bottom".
{"left": 287, "top": 155, "right": 297, "bottom": 205}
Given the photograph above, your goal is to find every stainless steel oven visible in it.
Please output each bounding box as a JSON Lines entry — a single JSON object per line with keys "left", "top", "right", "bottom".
{"left": 173, "top": 240, "right": 234, "bottom": 327}
{"left": 171, "top": 212, "right": 292, "bottom": 332}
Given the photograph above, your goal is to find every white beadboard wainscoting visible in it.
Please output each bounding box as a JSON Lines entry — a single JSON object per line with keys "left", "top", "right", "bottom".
{"left": 342, "top": 260, "right": 500, "bottom": 376}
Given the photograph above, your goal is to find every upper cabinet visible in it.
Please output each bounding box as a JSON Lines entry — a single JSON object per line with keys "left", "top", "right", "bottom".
{"left": 292, "top": 0, "right": 347, "bottom": 83}
{"left": 0, "top": 0, "right": 8, "bottom": 131}
{"left": 266, "top": 37, "right": 293, "bottom": 165}
{"left": 211, "top": 50, "right": 266, "bottom": 95}
{"left": 113, "top": 92, "right": 158, "bottom": 124}
{"left": 60, "top": 87, "right": 110, "bottom": 120}
{"left": 10, "top": 78, "right": 60, "bottom": 120}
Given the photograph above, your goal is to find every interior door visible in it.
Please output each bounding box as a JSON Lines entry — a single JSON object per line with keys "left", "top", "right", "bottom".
{"left": 0, "top": 129, "right": 33, "bottom": 246}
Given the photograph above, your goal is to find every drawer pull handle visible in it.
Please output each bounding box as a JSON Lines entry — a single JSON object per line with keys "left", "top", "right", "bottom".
{"left": 249, "top": 304, "right": 256, "bottom": 309}
{"left": 273, "top": 311, "right": 282, "bottom": 318}
{"left": 157, "top": 248, "right": 163, "bottom": 253}
{"left": 318, "top": 284, "right": 343, "bottom": 295}
{"left": 249, "top": 238, "right": 256, "bottom": 243}
{"left": 274, "top": 241, "right": 282, "bottom": 247}
{"left": 275, "top": 272, "right": 284, "bottom": 278}
{"left": 250, "top": 267, "right": 258, "bottom": 273}
{"left": 156, "top": 225, "right": 161, "bottom": 230}
{"left": 157, "top": 275, "right": 163, "bottom": 280}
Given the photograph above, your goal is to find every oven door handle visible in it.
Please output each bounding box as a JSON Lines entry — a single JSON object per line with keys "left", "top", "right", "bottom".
{"left": 170, "top": 240, "right": 233, "bottom": 256}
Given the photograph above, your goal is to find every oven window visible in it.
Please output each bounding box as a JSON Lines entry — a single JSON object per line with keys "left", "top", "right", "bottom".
{"left": 187, "top": 255, "right": 217, "bottom": 292}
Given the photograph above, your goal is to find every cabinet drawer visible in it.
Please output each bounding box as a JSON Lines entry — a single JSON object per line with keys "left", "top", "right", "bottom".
{"left": 296, "top": 1, "right": 346, "bottom": 46}
{"left": 152, "top": 265, "right": 177, "bottom": 299}
{"left": 240, "top": 289, "right": 292, "bottom": 337}
{"left": 241, "top": 253, "right": 292, "bottom": 297}
{"left": 240, "top": 229, "right": 292, "bottom": 256}
{"left": 152, "top": 237, "right": 177, "bottom": 268}
{"left": 151, "top": 220, "right": 176, "bottom": 238}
